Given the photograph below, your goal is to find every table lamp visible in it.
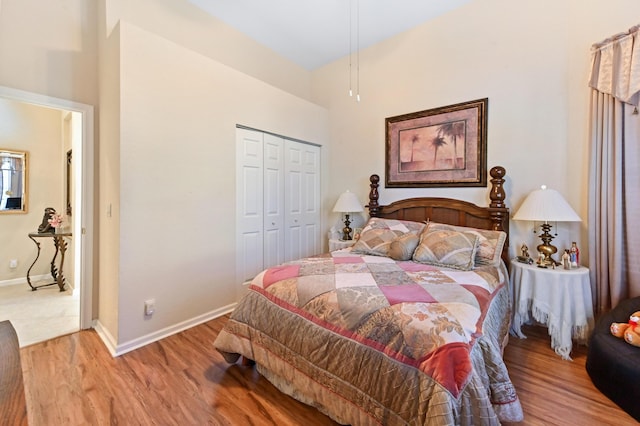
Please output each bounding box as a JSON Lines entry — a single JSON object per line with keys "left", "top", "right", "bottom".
{"left": 512, "top": 185, "right": 581, "bottom": 266}
{"left": 332, "top": 190, "right": 363, "bottom": 240}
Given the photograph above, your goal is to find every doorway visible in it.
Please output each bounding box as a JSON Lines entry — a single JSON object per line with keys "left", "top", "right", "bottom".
{"left": 0, "top": 86, "right": 94, "bottom": 336}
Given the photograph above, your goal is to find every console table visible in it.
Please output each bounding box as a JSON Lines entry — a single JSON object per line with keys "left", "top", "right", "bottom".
{"left": 26, "top": 232, "right": 72, "bottom": 291}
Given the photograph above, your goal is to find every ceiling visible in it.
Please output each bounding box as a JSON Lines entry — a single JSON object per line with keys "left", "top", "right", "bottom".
{"left": 189, "top": 0, "right": 472, "bottom": 70}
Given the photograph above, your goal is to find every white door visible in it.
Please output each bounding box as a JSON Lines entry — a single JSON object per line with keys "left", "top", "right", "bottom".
{"left": 262, "top": 134, "right": 285, "bottom": 269}
{"left": 236, "top": 128, "right": 264, "bottom": 284}
{"left": 285, "top": 140, "right": 321, "bottom": 261}
{"left": 237, "top": 128, "right": 321, "bottom": 288}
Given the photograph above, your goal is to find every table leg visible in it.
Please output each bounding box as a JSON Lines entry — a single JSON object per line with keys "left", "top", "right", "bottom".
{"left": 53, "top": 236, "right": 68, "bottom": 292}
{"left": 26, "top": 235, "right": 42, "bottom": 291}
{"left": 26, "top": 234, "right": 67, "bottom": 291}
{"left": 50, "top": 238, "right": 60, "bottom": 282}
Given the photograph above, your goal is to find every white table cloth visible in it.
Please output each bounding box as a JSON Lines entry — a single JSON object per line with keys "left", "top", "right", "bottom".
{"left": 509, "top": 260, "right": 594, "bottom": 360}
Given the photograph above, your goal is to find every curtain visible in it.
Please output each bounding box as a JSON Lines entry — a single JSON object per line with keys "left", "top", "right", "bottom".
{"left": 588, "top": 25, "right": 640, "bottom": 314}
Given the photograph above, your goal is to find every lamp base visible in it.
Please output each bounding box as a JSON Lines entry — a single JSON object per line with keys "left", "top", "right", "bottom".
{"left": 342, "top": 214, "right": 353, "bottom": 240}
{"left": 536, "top": 223, "right": 559, "bottom": 266}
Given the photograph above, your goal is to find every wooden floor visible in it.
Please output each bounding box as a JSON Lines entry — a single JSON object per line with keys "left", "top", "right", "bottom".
{"left": 503, "top": 325, "right": 636, "bottom": 426}
{"left": 18, "top": 318, "right": 637, "bottom": 425}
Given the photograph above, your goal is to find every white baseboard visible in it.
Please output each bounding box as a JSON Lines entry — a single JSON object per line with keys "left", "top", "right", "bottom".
{"left": 0, "top": 275, "right": 50, "bottom": 288}
{"left": 94, "top": 303, "right": 237, "bottom": 357}
{"left": 93, "top": 320, "right": 118, "bottom": 356}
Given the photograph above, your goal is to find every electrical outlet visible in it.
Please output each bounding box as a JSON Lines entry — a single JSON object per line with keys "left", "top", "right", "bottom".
{"left": 9, "top": 259, "right": 17, "bottom": 269}
{"left": 144, "top": 299, "right": 155, "bottom": 316}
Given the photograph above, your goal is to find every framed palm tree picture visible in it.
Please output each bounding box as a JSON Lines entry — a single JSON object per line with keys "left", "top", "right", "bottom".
{"left": 385, "top": 98, "right": 488, "bottom": 187}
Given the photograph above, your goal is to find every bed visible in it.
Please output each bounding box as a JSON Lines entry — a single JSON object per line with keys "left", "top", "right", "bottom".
{"left": 215, "top": 166, "right": 523, "bottom": 425}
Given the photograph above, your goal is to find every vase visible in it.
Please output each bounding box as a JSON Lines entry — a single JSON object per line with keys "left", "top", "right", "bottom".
{"left": 55, "top": 226, "right": 63, "bottom": 234}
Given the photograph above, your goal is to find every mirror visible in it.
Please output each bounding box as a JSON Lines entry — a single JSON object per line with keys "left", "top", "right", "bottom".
{"left": 0, "top": 149, "right": 28, "bottom": 213}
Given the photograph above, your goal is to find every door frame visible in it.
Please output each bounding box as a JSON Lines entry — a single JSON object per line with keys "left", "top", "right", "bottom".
{"left": 0, "top": 85, "right": 95, "bottom": 329}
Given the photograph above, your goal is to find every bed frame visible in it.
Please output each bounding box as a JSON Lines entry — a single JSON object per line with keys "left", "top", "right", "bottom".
{"left": 366, "top": 165, "right": 510, "bottom": 265}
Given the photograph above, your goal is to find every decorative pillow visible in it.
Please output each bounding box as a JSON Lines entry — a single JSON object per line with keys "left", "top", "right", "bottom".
{"left": 412, "top": 229, "right": 479, "bottom": 271}
{"left": 427, "top": 222, "right": 507, "bottom": 267}
{"left": 351, "top": 218, "right": 426, "bottom": 257}
{"left": 388, "top": 233, "right": 420, "bottom": 261}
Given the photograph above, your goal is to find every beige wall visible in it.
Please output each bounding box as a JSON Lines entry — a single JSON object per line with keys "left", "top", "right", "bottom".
{"left": 0, "top": 98, "right": 65, "bottom": 281}
{"left": 0, "top": 0, "right": 98, "bottom": 105}
{"left": 110, "top": 21, "right": 329, "bottom": 346}
{"left": 312, "top": 0, "right": 640, "bottom": 262}
{"left": 103, "top": 0, "right": 312, "bottom": 102}
{"left": 97, "top": 14, "right": 122, "bottom": 343}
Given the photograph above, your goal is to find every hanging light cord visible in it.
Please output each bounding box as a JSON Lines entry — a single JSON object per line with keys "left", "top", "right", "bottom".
{"left": 356, "top": 0, "right": 360, "bottom": 102}
{"left": 348, "top": 0, "right": 353, "bottom": 97}
{"left": 348, "top": 0, "right": 360, "bottom": 102}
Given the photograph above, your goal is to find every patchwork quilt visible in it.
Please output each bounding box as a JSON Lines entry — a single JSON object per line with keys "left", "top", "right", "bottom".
{"left": 215, "top": 251, "right": 523, "bottom": 425}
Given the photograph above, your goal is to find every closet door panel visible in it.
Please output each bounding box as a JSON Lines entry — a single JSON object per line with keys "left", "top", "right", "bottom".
{"left": 285, "top": 140, "right": 320, "bottom": 260}
{"left": 236, "top": 129, "right": 264, "bottom": 283}
{"left": 304, "top": 223, "right": 319, "bottom": 257}
{"left": 263, "top": 134, "right": 285, "bottom": 269}
{"left": 285, "top": 159, "right": 303, "bottom": 262}
{"left": 300, "top": 144, "right": 321, "bottom": 257}
{"left": 239, "top": 231, "right": 262, "bottom": 283}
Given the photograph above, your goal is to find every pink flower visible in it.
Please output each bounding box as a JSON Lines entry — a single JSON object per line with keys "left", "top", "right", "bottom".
{"left": 48, "top": 214, "right": 63, "bottom": 228}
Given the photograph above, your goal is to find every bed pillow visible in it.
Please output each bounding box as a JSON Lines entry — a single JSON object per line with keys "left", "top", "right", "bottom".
{"left": 412, "top": 228, "right": 479, "bottom": 271}
{"left": 351, "top": 218, "right": 426, "bottom": 257}
{"left": 427, "top": 222, "right": 507, "bottom": 267}
{"left": 388, "top": 233, "right": 420, "bottom": 261}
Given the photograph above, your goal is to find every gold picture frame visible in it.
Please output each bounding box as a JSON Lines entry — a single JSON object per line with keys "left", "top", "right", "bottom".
{"left": 385, "top": 98, "right": 488, "bottom": 187}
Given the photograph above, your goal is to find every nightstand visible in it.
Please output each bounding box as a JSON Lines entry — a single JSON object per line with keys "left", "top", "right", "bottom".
{"left": 329, "top": 238, "right": 357, "bottom": 252}
{"left": 509, "top": 259, "right": 594, "bottom": 360}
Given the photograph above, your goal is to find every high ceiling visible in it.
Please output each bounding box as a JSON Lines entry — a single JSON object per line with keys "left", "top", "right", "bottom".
{"left": 189, "top": 0, "right": 472, "bottom": 70}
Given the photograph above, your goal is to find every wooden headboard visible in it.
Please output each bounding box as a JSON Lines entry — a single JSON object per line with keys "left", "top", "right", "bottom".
{"left": 366, "top": 166, "right": 510, "bottom": 265}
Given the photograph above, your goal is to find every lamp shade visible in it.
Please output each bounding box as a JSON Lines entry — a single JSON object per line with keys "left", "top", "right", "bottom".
{"left": 332, "top": 190, "right": 363, "bottom": 213}
{"left": 513, "top": 185, "right": 581, "bottom": 222}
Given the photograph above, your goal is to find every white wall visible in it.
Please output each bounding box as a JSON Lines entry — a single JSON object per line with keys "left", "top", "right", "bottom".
{"left": 312, "top": 0, "right": 640, "bottom": 262}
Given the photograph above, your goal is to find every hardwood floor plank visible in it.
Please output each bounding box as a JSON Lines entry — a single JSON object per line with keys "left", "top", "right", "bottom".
{"left": 18, "top": 317, "right": 637, "bottom": 425}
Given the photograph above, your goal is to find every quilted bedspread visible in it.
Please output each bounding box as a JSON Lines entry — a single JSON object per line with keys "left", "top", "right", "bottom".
{"left": 215, "top": 251, "right": 523, "bottom": 425}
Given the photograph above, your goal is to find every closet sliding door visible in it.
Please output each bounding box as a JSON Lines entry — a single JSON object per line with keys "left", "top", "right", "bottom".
{"left": 236, "top": 128, "right": 265, "bottom": 286}
{"left": 236, "top": 127, "right": 320, "bottom": 289}
{"left": 263, "top": 134, "right": 285, "bottom": 269}
{"left": 284, "top": 140, "right": 320, "bottom": 262}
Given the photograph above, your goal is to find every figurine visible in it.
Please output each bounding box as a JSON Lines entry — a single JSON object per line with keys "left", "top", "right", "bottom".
{"left": 37, "top": 207, "right": 57, "bottom": 234}
{"left": 562, "top": 250, "right": 571, "bottom": 269}
{"left": 537, "top": 253, "right": 546, "bottom": 267}
{"left": 570, "top": 242, "right": 580, "bottom": 267}
{"left": 516, "top": 243, "right": 532, "bottom": 264}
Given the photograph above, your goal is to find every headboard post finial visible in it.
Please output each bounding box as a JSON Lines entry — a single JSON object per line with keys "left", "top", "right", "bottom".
{"left": 367, "top": 174, "right": 380, "bottom": 217}
{"left": 487, "top": 166, "right": 509, "bottom": 263}
{"left": 488, "top": 166, "right": 508, "bottom": 246}
{"left": 489, "top": 166, "right": 506, "bottom": 210}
